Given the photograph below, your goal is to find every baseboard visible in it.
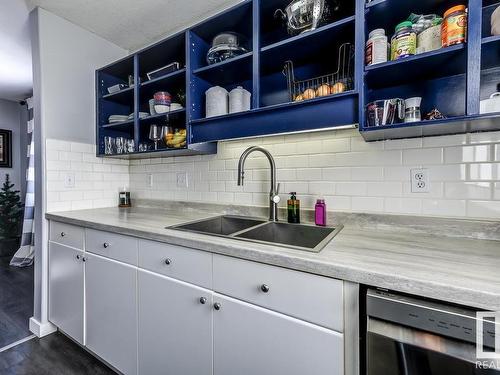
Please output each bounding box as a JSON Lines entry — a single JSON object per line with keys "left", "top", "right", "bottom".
{"left": 29, "top": 317, "right": 57, "bottom": 337}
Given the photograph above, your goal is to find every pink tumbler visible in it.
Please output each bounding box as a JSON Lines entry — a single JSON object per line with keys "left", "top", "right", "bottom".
{"left": 315, "top": 199, "right": 326, "bottom": 226}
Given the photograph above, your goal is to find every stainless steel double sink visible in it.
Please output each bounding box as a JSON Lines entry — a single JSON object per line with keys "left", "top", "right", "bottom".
{"left": 169, "top": 215, "right": 343, "bottom": 253}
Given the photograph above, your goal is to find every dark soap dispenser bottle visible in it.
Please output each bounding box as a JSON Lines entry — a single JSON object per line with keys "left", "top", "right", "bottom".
{"left": 287, "top": 192, "right": 300, "bottom": 224}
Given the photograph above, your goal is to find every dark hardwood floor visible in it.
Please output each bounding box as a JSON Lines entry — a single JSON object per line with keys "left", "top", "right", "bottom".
{"left": 0, "top": 332, "right": 116, "bottom": 374}
{"left": 0, "top": 256, "right": 34, "bottom": 348}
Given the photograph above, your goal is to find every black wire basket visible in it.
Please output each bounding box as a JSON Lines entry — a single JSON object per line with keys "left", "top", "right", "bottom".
{"left": 283, "top": 42, "right": 355, "bottom": 102}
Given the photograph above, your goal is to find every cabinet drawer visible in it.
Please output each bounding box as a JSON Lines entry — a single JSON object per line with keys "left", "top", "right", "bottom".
{"left": 85, "top": 229, "right": 138, "bottom": 266}
{"left": 213, "top": 255, "right": 343, "bottom": 331}
{"left": 138, "top": 240, "right": 212, "bottom": 289}
{"left": 50, "top": 222, "right": 84, "bottom": 249}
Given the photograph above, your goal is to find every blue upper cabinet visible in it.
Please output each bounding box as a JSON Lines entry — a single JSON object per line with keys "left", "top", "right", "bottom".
{"left": 189, "top": 0, "right": 359, "bottom": 143}
{"left": 360, "top": 0, "right": 500, "bottom": 141}
{"left": 96, "top": 0, "right": 500, "bottom": 156}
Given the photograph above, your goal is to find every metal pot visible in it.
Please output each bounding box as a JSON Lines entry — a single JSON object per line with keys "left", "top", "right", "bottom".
{"left": 274, "top": 0, "right": 340, "bottom": 36}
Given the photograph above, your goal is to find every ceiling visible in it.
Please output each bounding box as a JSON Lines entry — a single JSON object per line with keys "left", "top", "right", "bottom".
{"left": 26, "top": 0, "right": 243, "bottom": 52}
{"left": 0, "top": 0, "right": 32, "bottom": 101}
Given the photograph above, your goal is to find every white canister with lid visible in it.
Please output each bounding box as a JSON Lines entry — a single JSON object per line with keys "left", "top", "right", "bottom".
{"left": 365, "top": 29, "right": 388, "bottom": 66}
{"left": 480, "top": 92, "right": 500, "bottom": 114}
{"left": 229, "top": 86, "right": 251, "bottom": 114}
{"left": 206, "top": 86, "right": 228, "bottom": 118}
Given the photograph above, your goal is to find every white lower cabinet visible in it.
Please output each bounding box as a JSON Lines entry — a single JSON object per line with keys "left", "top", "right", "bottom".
{"left": 85, "top": 253, "right": 138, "bottom": 375}
{"left": 138, "top": 270, "right": 213, "bottom": 375}
{"left": 213, "top": 293, "right": 344, "bottom": 375}
{"left": 48, "top": 241, "right": 85, "bottom": 345}
{"left": 48, "top": 223, "right": 349, "bottom": 375}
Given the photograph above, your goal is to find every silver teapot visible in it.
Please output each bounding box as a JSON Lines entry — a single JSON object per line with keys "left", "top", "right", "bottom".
{"left": 274, "top": 0, "right": 339, "bottom": 36}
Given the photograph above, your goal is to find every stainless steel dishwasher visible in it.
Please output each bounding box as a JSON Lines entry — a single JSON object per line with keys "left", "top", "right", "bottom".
{"left": 366, "top": 289, "right": 499, "bottom": 375}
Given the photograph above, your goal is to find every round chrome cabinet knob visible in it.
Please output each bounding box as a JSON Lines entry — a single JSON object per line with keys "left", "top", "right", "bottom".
{"left": 213, "top": 303, "right": 221, "bottom": 311}
{"left": 261, "top": 284, "right": 270, "bottom": 293}
{"left": 164, "top": 258, "right": 172, "bottom": 265}
{"left": 199, "top": 297, "right": 207, "bottom": 304}
{"left": 76, "top": 254, "right": 80, "bottom": 260}
{"left": 60, "top": 232, "right": 65, "bottom": 237}
{"left": 103, "top": 242, "right": 110, "bottom": 248}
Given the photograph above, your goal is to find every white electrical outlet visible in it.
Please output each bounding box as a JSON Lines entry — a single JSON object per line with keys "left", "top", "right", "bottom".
{"left": 411, "top": 168, "right": 430, "bottom": 193}
{"left": 148, "top": 174, "right": 154, "bottom": 187}
{"left": 64, "top": 173, "right": 76, "bottom": 188}
{"left": 177, "top": 172, "right": 188, "bottom": 188}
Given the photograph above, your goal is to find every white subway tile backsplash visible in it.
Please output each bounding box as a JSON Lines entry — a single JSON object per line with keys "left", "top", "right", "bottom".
{"left": 444, "top": 145, "right": 491, "bottom": 163}
{"left": 467, "top": 200, "right": 500, "bottom": 219}
{"left": 422, "top": 199, "right": 466, "bottom": 217}
{"left": 385, "top": 198, "right": 422, "bottom": 215}
{"left": 46, "top": 139, "right": 130, "bottom": 212}
{"left": 403, "top": 148, "right": 443, "bottom": 165}
{"left": 351, "top": 197, "right": 384, "bottom": 213}
{"left": 444, "top": 182, "right": 492, "bottom": 200}
{"left": 48, "top": 129, "right": 500, "bottom": 220}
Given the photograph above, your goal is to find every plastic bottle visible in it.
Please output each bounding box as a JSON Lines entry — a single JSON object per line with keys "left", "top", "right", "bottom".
{"left": 391, "top": 21, "right": 417, "bottom": 60}
{"left": 287, "top": 192, "right": 300, "bottom": 224}
{"left": 442, "top": 5, "right": 467, "bottom": 47}
{"left": 366, "top": 29, "right": 388, "bottom": 66}
{"left": 315, "top": 199, "right": 327, "bottom": 226}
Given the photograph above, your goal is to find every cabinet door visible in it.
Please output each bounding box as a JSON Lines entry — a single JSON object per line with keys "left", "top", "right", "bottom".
{"left": 48, "top": 241, "right": 84, "bottom": 344}
{"left": 213, "top": 293, "right": 344, "bottom": 375}
{"left": 85, "top": 253, "right": 138, "bottom": 375}
{"left": 138, "top": 269, "right": 213, "bottom": 375}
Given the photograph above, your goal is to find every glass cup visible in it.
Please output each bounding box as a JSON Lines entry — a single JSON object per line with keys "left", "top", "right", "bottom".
{"left": 104, "top": 136, "right": 115, "bottom": 155}
{"left": 149, "top": 125, "right": 161, "bottom": 150}
{"left": 161, "top": 126, "right": 174, "bottom": 148}
{"left": 139, "top": 143, "right": 149, "bottom": 152}
{"left": 115, "top": 137, "right": 125, "bottom": 154}
{"left": 126, "top": 139, "right": 135, "bottom": 153}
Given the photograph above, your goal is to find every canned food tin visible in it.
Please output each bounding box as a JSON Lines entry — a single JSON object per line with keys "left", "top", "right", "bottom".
{"left": 442, "top": 5, "right": 467, "bottom": 47}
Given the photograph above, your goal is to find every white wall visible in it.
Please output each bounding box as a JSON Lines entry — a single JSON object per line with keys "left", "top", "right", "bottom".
{"left": 129, "top": 129, "right": 500, "bottom": 220}
{"left": 31, "top": 7, "right": 127, "bottom": 333}
{"left": 0, "top": 99, "right": 25, "bottom": 193}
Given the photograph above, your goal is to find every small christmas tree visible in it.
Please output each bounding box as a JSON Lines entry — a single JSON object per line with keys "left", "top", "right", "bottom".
{"left": 0, "top": 174, "right": 23, "bottom": 239}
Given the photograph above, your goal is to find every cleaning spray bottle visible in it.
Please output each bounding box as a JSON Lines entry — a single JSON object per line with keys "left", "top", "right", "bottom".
{"left": 287, "top": 192, "right": 300, "bottom": 224}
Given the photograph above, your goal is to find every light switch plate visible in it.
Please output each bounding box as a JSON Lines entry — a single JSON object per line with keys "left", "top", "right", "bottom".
{"left": 411, "top": 168, "right": 430, "bottom": 193}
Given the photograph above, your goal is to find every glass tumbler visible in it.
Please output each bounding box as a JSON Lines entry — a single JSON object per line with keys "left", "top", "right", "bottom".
{"left": 104, "top": 136, "right": 115, "bottom": 155}
{"left": 115, "top": 137, "right": 125, "bottom": 154}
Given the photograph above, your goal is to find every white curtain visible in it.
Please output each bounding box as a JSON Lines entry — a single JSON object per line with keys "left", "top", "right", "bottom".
{"left": 10, "top": 97, "right": 35, "bottom": 267}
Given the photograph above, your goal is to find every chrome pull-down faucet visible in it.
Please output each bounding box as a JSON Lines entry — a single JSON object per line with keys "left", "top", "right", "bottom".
{"left": 237, "top": 146, "right": 281, "bottom": 222}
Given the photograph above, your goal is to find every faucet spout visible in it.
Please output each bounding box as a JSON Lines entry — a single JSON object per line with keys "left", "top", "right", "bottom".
{"left": 237, "top": 146, "right": 280, "bottom": 221}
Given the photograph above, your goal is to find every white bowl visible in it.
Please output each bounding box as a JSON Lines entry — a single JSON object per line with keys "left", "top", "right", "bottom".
{"left": 154, "top": 104, "right": 170, "bottom": 114}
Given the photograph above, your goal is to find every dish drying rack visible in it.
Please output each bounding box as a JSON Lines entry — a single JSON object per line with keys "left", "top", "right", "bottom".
{"left": 283, "top": 42, "right": 354, "bottom": 102}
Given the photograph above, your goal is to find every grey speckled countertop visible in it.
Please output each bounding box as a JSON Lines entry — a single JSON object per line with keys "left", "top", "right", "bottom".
{"left": 46, "top": 206, "right": 500, "bottom": 311}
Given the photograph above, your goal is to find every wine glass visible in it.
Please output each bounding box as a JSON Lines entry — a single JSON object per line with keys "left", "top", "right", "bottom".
{"left": 149, "top": 124, "right": 161, "bottom": 150}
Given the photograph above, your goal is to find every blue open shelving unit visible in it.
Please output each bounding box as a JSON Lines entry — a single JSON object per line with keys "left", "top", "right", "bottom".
{"left": 96, "top": 0, "right": 500, "bottom": 157}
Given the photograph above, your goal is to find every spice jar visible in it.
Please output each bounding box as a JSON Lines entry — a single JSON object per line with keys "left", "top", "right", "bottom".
{"left": 391, "top": 21, "right": 417, "bottom": 60}
{"left": 441, "top": 5, "right": 467, "bottom": 47}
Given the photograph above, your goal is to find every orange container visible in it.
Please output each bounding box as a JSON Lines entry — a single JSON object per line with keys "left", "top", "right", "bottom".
{"left": 442, "top": 5, "right": 467, "bottom": 47}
